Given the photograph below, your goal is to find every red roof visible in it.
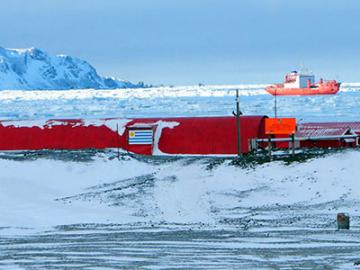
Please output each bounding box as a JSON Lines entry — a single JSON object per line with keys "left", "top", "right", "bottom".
{"left": 298, "top": 122, "right": 360, "bottom": 137}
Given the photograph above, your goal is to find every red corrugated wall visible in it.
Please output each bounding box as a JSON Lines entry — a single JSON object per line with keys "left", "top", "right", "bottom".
{"left": 0, "top": 124, "right": 122, "bottom": 150}
{"left": 156, "top": 116, "right": 265, "bottom": 155}
{"left": 0, "top": 116, "right": 267, "bottom": 155}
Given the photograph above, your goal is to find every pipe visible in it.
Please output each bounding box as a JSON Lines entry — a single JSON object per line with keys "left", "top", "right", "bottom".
{"left": 255, "top": 134, "right": 358, "bottom": 143}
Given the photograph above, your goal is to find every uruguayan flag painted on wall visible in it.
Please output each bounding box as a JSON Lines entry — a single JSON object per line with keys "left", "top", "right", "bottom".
{"left": 128, "top": 129, "right": 153, "bottom": 145}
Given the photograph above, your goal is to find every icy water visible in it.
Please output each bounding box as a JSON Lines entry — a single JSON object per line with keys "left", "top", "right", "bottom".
{"left": 0, "top": 85, "right": 359, "bottom": 122}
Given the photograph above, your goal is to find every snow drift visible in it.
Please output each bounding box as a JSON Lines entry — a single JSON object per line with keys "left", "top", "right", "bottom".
{"left": 1, "top": 150, "right": 359, "bottom": 229}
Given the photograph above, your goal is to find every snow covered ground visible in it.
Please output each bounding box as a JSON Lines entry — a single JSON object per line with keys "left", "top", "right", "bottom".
{"left": 1, "top": 150, "right": 360, "bottom": 269}
{"left": 1, "top": 84, "right": 360, "bottom": 269}
{"left": 1, "top": 150, "right": 360, "bottom": 229}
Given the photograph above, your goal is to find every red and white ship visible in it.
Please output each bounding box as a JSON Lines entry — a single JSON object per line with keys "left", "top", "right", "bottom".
{"left": 265, "top": 71, "right": 341, "bottom": 96}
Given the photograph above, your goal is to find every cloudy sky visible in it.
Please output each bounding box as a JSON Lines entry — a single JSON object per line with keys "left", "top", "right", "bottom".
{"left": 0, "top": 0, "right": 359, "bottom": 85}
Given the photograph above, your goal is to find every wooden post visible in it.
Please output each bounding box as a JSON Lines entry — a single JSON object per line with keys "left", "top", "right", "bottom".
{"left": 291, "top": 134, "right": 295, "bottom": 157}
{"left": 337, "top": 213, "right": 350, "bottom": 230}
{"left": 268, "top": 135, "right": 272, "bottom": 160}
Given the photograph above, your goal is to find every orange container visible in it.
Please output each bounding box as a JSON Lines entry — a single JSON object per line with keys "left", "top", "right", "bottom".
{"left": 265, "top": 118, "right": 296, "bottom": 135}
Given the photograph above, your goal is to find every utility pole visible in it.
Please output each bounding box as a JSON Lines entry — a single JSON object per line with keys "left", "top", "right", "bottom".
{"left": 233, "top": 89, "right": 242, "bottom": 157}
{"left": 274, "top": 88, "right": 278, "bottom": 118}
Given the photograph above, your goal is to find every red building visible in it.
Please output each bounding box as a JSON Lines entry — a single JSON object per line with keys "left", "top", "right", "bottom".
{"left": 0, "top": 116, "right": 267, "bottom": 155}
{"left": 297, "top": 122, "right": 360, "bottom": 148}
{"left": 0, "top": 117, "right": 358, "bottom": 155}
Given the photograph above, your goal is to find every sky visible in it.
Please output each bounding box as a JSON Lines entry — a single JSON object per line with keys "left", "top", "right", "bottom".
{"left": 0, "top": 0, "right": 359, "bottom": 85}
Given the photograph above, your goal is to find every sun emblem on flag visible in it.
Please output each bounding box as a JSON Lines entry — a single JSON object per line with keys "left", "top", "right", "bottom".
{"left": 129, "top": 131, "right": 135, "bottom": 138}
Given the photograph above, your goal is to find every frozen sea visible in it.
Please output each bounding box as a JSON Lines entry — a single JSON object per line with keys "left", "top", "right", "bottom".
{"left": 1, "top": 84, "right": 360, "bottom": 269}
{"left": 0, "top": 83, "right": 359, "bottom": 122}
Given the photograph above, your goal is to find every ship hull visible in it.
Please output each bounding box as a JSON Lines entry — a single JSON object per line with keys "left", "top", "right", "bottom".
{"left": 266, "top": 82, "right": 341, "bottom": 96}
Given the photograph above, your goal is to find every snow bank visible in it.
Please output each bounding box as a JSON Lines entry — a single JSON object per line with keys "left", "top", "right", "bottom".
{"left": 1, "top": 150, "right": 359, "bottom": 230}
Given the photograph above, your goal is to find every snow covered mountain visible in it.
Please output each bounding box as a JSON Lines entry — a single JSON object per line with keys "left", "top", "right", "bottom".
{"left": 0, "top": 47, "right": 142, "bottom": 90}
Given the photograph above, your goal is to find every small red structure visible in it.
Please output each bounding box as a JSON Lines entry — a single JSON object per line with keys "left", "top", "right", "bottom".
{"left": 265, "top": 118, "right": 296, "bottom": 135}
{"left": 297, "top": 122, "right": 360, "bottom": 148}
{"left": 252, "top": 121, "right": 360, "bottom": 151}
{"left": 299, "top": 122, "right": 360, "bottom": 135}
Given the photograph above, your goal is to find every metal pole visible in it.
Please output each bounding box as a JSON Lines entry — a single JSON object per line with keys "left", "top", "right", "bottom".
{"left": 236, "top": 89, "right": 242, "bottom": 156}
{"left": 255, "top": 134, "right": 359, "bottom": 143}
{"left": 274, "top": 88, "right": 277, "bottom": 118}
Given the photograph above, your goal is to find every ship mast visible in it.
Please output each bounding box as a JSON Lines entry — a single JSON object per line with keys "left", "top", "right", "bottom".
{"left": 274, "top": 88, "right": 278, "bottom": 118}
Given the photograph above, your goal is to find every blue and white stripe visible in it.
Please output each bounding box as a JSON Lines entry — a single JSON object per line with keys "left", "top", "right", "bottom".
{"left": 128, "top": 129, "right": 153, "bottom": 145}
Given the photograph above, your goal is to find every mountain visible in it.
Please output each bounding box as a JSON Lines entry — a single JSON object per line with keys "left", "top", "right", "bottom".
{"left": 0, "top": 47, "right": 143, "bottom": 90}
